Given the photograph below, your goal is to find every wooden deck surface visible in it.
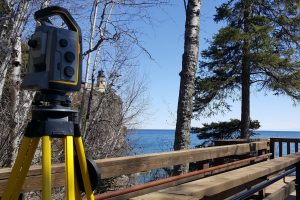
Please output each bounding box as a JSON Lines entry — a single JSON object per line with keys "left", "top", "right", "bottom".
{"left": 131, "top": 154, "right": 300, "bottom": 200}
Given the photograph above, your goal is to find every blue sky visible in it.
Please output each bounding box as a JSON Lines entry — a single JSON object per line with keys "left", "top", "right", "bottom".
{"left": 137, "top": 0, "right": 300, "bottom": 131}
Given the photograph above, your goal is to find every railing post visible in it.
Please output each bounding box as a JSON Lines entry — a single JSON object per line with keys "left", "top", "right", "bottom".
{"left": 198, "top": 160, "right": 210, "bottom": 170}
{"left": 270, "top": 138, "right": 274, "bottom": 159}
{"left": 296, "top": 142, "right": 299, "bottom": 153}
{"left": 287, "top": 142, "right": 291, "bottom": 154}
{"left": 296, "top": 162, "right": 300, "bottom": 200}
{"left": 258, "top": 176, "right": 267, "bottom": 199}
{"left": 279, "top": 141, "right": 283, "bottom": 157}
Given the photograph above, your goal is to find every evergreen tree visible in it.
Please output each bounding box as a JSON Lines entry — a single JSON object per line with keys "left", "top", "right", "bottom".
{"left": 191, "top": 119, "right": 260, "bottom": 147}
{"left": 194, "top": 0, "right": 300, "bottom": 138}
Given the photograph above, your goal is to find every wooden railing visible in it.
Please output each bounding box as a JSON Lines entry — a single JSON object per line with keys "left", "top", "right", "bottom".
{"left": 132, "top": 153, "right": 300, "bottom": 200}
{"left": 270, "top": 138, "right": 300, "bottom": 159}
{"left": 0, "top": 141, "right": 269, "bottom": 195}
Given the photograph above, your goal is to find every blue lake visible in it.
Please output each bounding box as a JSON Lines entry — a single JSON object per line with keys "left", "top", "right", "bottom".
{"left": 128, "top": 129, "right": 300, "bottom": 155}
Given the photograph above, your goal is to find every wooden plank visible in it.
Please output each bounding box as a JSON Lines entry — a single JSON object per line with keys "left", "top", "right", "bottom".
{"left": 131, "top": 153, "right": 300, "bottom": 200}
{"left": 0, "top": 170, "right": 66, "bottom": 196}
{"left": 202, "top": 178, "right": 264, "bottom": 200}
{"left": 263, "top": 180, "right": 295, "bottom": 200}
{"left": 106, "top": 159, "right": 268, "bottom": 200}
{"left": 97, "top": 141, "right": 268, "bottom": 178}
{"left": 0, "top": 141, "right": 268, "bottom": 195}
{"left": 0, "top": 163, "right": 65, "bottom": 180}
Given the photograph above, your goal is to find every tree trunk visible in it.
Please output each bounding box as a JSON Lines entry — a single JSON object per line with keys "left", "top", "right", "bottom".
{"left": 79, "top": 0, "right": 114, "bottom": 130}
{"left": 240, "top": 0, "right": 251, "bottom": 139}
{"left": 79, "top": 0, "right": 99, "bottom": 127}
{"left": 0, "top": 0, "right": 29, "bottom": 100}
{"left": 9, "top": 0, "right": 50, "bottom": 166}
{"left": 82, "top": 49, "right": 100, "bottom": 140}
{"left": 173, "top": 0, "right": 201, "bottom": 174}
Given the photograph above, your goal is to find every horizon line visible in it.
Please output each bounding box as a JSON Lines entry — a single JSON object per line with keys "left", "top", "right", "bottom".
{"left": 130, "top": 128, "right": 300, "bottom": 132}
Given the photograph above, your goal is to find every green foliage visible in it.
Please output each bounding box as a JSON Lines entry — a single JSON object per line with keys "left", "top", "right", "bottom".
{"left": 191, "top": 119, "right": 260, "bottom": 147}
{"left": 193, "top": 0, "right": 300, "bottom": 117}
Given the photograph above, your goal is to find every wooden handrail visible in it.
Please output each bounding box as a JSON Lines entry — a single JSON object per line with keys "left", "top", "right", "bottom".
{"left": 270, "top": 138, "right": 300, "bottom": 159}
{"left": 270, "top": 138, "right": 300, "bottom": 143}
{"left": 0, "top": 141, "right": 268, "bottom": 195}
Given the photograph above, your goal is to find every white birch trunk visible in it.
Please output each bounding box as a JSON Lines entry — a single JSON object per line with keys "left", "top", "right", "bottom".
{"left": 0, "top": 0, "right": 29, "bottom": 100}
{"left": 10, "top": 0, "right": 50, "bottom": 166}
{"left": 174, "top": 0, "right": 201, "bottom": 174}
{"left": 79, "top": 0, "right": 100, "bottom": 124}
{"left": 9, "top": 36, "right": 22, "bottom": 165}
{"left": 79, "top": 0, "right": 114, "bottom": 125}
{"left": 82, "top": 48, "right": 101, "bottom": 140}
{"left": 84, "top": 0, "right": 99, "bottom": 88}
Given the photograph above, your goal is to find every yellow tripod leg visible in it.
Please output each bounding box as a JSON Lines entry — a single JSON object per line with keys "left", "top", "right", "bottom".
{"left": 2, "top": 137, "right": 40, "bottom": 200}
{"left": 75, "top": 172, "right": 82, "bottom": 199}
{"left": 42, "top": 136, "right": 52, "bottom": 200}
{"left": 64, "top": 136, "right": 75, "bottom": 200}
{"left": 74, "top": 137, "right": 94, "bottom": 200}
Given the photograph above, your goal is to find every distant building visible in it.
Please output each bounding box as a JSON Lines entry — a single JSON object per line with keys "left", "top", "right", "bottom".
{"left": 97, "top": 70, "right": 106, "bottom": 93}
{"left": 74, "top": 69, "right": 127, "bottom": 160}
{"left": 82, "top": 70, "right": 107, "bottom": 92}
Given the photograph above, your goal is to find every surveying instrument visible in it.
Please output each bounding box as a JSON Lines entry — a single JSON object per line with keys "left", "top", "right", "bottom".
{"left": 3, "top": 6, "right": 99, "bottom": 200}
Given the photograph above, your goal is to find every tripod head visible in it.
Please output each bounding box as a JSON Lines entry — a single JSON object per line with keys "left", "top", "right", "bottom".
{"left": 22, "top": 6, "right": 82, "bottom": 92}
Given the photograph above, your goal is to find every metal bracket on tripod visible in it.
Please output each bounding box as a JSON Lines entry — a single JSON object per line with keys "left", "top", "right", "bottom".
{"left": 24, "top": 119, "right": 81, "bottom": 138}
{"left": 25, "top": 91, "right": 81, "bottom": 138}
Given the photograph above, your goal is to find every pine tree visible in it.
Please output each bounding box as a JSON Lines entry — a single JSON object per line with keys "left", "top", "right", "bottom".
{"left": 193, "top": 0, "right": 300, "bottom": 139}
{"left": 191, "top": 119, "right": 260, "bottom": 147}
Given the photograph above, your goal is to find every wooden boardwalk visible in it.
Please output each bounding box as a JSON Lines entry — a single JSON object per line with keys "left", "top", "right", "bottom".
{"left": 2, "top": 138, "right": 300, "bottom": 199}
{"left": 131, "top": 154, "right": 300, "bottom": 200}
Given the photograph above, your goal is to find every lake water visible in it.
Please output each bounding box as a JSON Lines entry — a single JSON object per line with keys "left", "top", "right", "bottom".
{"left": 128, "top": 129, "right": 300, "bottom": 183}
{"left": 128, "top": 129, "right": 300, "bottom": 155}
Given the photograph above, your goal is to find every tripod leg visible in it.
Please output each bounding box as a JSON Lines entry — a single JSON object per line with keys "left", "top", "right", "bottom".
{"left": 42, "top": 136, "right": 52, "bottom": 200}
{"left": 2, "top": 137, "right": 40, "bottom": 200}
{"left": 74, "top": 172, "right": 83, "bottom": 199}
{"left": 64, "top": 136, "right": 75, "bottom": 200}
{"left": 74, "top": 137, "right": 95, "bottom": 200}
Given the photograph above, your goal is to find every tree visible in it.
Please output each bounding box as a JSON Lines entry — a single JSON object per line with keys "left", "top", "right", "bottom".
{"left": 194, "top": 0, "right": 300, "bottom": 138}
{"left": 63, "top": 0, "right": 168, "bottom": 138}
{"left": 0, "top": 0, "right": 50, "bottom": 167}
{"left": 173, "top": 0, "right": 201, "bottom": 174}
{"left": 192, "top": 119, "right": 260, "bottom": 147}
{"left": 0, "top": 0, "right": 29, "bottom": 100}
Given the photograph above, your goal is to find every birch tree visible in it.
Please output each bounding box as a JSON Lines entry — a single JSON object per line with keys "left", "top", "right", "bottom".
{"left": 0, "top": 0, "right": 30, "bottom": 166}
{"left": 173, "top": 0, "right": 201, "bottom": 174}
{"left": 0, "top": 0, "right": 50, "bottom": 166}
{"left": 0, "top": 0, "right": 29, "bottom": 100}
{"left": 80, "top": 0, "right": 115, "bottom": 138}
{"left": 71, "top": 0, "right": 168, "bottom": 144}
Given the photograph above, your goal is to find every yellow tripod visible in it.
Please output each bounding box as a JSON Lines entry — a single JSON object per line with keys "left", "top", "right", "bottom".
{"left": 2, "top": 92, "right": 98, "bottom": 200}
